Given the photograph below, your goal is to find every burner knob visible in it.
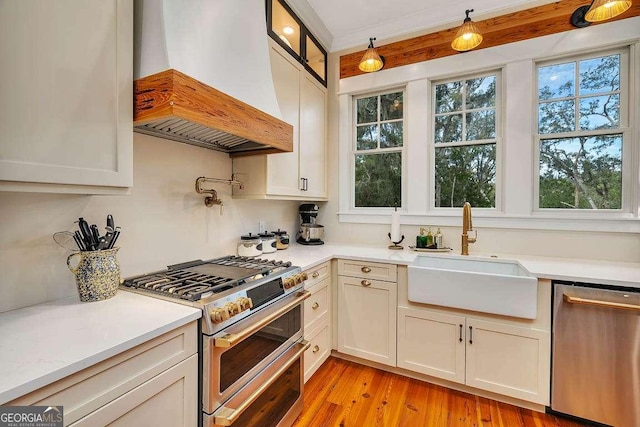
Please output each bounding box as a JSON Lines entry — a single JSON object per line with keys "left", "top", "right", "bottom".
{"left": 294, "top": 273, "right": 304, "bottom": 284}
{"left": 210, "top": 307, "right": 230, "bottom": 324}
{"left": 301, "top": 272, "right": 308, "bottom": 281}
{"left": 283, "top": 277, "right": 295, "bottom": 289}
{"left": 236, "top": 297, "right": 253, "bottom": 312}
{"left": 224, "top": 301, "right": 240, "bottom": 316}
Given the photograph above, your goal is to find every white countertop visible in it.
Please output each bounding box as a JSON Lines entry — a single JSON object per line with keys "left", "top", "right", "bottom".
{"left": 1, "top": 243, "right": 637, "bottom": 405}
{"left": 0, "top": 291, "right": 201, "bottom": 404}
{"left": 270, "top": 243, "right": 640, "bottom": 289}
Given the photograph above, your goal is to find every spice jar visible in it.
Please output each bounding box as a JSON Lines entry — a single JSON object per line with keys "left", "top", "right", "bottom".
{"left": 237, "top": 233, "right": 262, "bottom": 257}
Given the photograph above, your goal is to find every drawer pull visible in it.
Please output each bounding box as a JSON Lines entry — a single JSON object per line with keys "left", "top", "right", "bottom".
{"left": 361, "top": 266, "right": 372, "bottom": 273}
{"left": 312, "top": 302, "right": 319, "bottom": 309}
{"left": 361, "top": 280, "right": 371, "bottom": 287}
{"left": 312, "top": 345, "right": 320, "bottom": 353}
{"left": 312, "top": 271, "right": 320, "bottom": 278}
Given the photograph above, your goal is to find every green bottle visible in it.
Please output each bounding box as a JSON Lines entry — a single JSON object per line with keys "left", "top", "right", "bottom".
{"left": 426, "top": 227, "right": 434, "bottom": 247}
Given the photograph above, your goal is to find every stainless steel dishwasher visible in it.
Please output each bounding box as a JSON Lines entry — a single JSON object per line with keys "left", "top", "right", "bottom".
{"left": 552, "top": 281, "right": 640, "bottom": 427}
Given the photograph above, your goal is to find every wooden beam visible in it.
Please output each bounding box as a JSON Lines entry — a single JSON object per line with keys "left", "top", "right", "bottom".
{"left": 340, "top": 0, "right": 640, "bottom": 79}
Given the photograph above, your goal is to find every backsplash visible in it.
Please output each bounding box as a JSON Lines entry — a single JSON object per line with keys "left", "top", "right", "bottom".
{"left": 0, "top": 134, "right": 299, "bottom": 314}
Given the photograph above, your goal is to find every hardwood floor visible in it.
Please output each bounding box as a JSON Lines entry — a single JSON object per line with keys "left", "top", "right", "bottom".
{"left": 294, "top": 357, "right": 591, "bottom": 427}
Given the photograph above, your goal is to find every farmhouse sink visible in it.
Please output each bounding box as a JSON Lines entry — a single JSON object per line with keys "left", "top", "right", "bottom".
{"left": 407, "top": 256, "right": 538, "bottom": 319}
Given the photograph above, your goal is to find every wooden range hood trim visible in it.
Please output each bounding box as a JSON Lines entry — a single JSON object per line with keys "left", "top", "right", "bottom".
{"left": 134, "top": 69, "right": 293, "bottom": 157}
{"left": 340, "top": 0, "right": 640, "bottom": 79}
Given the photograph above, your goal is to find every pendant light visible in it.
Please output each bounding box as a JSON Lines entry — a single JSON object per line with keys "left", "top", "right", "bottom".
{"left": 570, "top": 0, "right": 632, "bottom": 28}
{"left": 451, "top": 9, "right": 483, "bottom": 52}
{"left": 358, "top": 37, "right": 384, "bottom": 73}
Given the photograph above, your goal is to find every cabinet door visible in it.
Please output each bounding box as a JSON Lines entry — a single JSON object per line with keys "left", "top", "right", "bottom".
{"left": 298, "top": 74, "right": 326, "bottom": 198}
{"left": 266, "top": 46, "right": 301, "bottom": 196}
{"left": 70, "top": 354, "right": 198, "bottom": 427}
{"left": 465, "top": 318, "right": 550, "bottom": 405}
{"left": 337, "top": 276, "right": 396, "bottom": 366}
{"left": 0, "top": 0, "right": 132, "bottom": 191}
{"left": 397, "top": 307, "right": 465, "bottom": 384}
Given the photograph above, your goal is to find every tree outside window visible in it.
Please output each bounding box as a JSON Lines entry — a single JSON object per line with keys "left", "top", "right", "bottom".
{"left": 354, "top": 91, "right": 403, "bottom": 207}
{"left": 433, "top": 74, "right": 498, "bottom": 208}
{"left": 537, "top": 52, "right": 624, "bottom": 210}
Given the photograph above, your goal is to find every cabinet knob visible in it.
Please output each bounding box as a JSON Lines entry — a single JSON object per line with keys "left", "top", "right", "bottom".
{"left": 312, "top": 271, "right": 320, "bottom": 278}
{"left": 312, "top": 302, "right": 319, "bottom": 309}
{"left": 361, "top": 280, "right": 371, "bottom": 287}
{"left": 312, "top": 345, "right": 320, "bottom": 353}
{"left": 361, "top": 266, "right": 372, "bottom": 273}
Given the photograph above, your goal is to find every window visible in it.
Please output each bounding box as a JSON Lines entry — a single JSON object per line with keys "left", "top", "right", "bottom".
{"left": 536, "top": 49, "right": 628, "bottom": 210}
{"left": 433, "top": 73, "right": 499, "bottom": 208}
{"left": 353, "top": 91, "right": 404, "bottom": 208}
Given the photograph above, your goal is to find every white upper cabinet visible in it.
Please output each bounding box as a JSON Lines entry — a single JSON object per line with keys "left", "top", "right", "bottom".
{"left": 232, "top": 40, "right": 327, "bottom": 200}
{"left": 0, "top": 0, "right": 133, "bottom": 193}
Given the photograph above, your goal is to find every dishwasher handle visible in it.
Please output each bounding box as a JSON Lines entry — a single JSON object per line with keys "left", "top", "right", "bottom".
{"left": 563, "top": 293, "right": 640, "bottom": 312}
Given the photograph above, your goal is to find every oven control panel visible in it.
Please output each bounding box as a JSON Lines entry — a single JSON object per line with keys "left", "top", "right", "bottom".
{"left": 203, "top": 266, "right": 304, "bottom": 334}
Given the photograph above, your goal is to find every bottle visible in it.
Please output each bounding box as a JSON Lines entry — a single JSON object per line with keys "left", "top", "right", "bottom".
{"left": 435, "top": 227, "right": 443, "bottom": 249}
{"left": 426, "top": 227, "right": 434, "bottom": 247}
{"left": 416, "top": 228, "right": 427, "bottom": 248}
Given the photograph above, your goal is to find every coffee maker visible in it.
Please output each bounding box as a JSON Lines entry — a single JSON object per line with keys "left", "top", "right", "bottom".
{"left": 297, "top": 203, "right": 324, "bottom": 245}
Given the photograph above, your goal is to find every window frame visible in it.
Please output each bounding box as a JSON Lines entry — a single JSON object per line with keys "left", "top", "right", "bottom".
{"left": 430, "top": 70, "right": 503, "bottom": 212}
{"left": 351, "top": 88, "right": 407, "bottom": 210}
{"left": 533, "top": 47, "right": 632, "bottom": 215}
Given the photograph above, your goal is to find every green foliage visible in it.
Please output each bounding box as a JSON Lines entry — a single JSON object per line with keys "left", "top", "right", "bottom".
{"left": 355, "top": 153, "right": 402, "bottom": 207}
{"left": 434, "top": 76, "right": 497, "bottom": 207}
{"left": 538, "top": 54, "right": 623, "bottom": 210}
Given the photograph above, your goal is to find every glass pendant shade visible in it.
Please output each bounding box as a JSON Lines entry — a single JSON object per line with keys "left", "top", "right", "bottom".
{"left": 585, "top": 0, "right": 632, "bottom": 22}
{"left": 451, "top": 19, "right": 483, "bottom": 52}
{"left": 358, "top": 38, "right": 384, "bottom": 72}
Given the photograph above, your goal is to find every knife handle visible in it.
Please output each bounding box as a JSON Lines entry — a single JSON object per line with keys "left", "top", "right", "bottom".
{"left": 107, "top": 214, "right": 114, "bottom": 231}
{"left": 90, "top": 224, "right": 100, "bottom": 248}
{"left": 78, "top": 218, "right": 94, "bottom": 250}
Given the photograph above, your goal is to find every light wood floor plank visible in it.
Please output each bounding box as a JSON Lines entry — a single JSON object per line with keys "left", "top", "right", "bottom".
{"left": 294, "top": 357, "right": 590, "bottom": 427}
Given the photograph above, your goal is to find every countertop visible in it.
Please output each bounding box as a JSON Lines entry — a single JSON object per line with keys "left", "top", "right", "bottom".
{"left": 269, "top": 243, "right": 640, "bottom": 288}
{"left": 0, "top": 291, "right": 201, "bottom": 404}
{"left": 1, "top": 243, "right": 637, "bottom": 404}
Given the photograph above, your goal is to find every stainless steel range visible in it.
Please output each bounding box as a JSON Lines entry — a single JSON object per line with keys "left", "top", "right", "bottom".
{"left": 122, "top": 256, "right": 310, "bottom": 427}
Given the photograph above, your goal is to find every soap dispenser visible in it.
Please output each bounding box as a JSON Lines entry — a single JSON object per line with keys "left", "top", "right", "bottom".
{"left": 435, "top": 227, "right": 443, "bottom": 249}
{"left": 416, "top": 228, "right": 427, "bottom": 248}
{"left": 426, "top": 227, "right": 434, "bottom": 247}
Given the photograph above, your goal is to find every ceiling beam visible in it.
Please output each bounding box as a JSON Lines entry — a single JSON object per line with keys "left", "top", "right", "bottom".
{"left": 340, "top": 0, "right": 640, "bottom": 79}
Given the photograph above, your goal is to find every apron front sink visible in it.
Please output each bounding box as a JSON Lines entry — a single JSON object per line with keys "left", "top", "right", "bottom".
{"left": 407, "top": 256, "right": 538, "bottom": 319}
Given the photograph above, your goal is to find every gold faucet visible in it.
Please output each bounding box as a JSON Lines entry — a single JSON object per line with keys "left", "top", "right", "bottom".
{"left": 461, "top": 202, "right": 477, "bottom": 255}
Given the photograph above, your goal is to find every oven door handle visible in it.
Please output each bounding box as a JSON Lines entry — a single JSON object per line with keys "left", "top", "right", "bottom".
{"left": 563, "top": 293, "right": 640, "bottom": 311}
{"left": 214, "top": 290, "right": 311, "bottom": 348}
{"left": 213, "top": 339, "right": 310, "bottom": 426}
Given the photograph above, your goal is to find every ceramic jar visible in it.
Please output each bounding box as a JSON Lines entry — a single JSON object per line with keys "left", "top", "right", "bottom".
{"left": 237, "top": 233, "right": 263, "bottom": 257}
{"left": 66, "top": 248, "right": 120, "bottom": 302}
{"left": 258, "top": 232, "right": 277, "bottom": 253}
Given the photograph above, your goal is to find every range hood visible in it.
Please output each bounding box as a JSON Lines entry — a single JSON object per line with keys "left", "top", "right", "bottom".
{"left": 133, "top": 0, "right": 293, "bottom": 157}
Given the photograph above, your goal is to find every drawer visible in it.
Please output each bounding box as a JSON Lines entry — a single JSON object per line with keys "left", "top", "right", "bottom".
{"left": 304, "top": 320, "right": 330, "bottom": 383}
{"left": 304, "top": 261, "right": 330, "bottom": 288}
{"left": 338, "top": 259, "right": 397, "bottom": 282}
{"left": 9, "top": 322, "right": 197, "bottom": 425}
{"left": 304, "top": 277, "right": 329, "bottom": 331}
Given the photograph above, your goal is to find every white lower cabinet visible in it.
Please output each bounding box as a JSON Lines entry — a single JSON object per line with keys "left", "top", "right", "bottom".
{"left": 70, "top": 354, "right": 198, "bottom": 427}
{"left": 303, "top": 262, "right": 332, "bottom": 382}
{"left": 397, "top": 307, "right": 550, "bottom": 405}
{"left": 9, "top": 322, "right": 198, "bottom": 426}
{"left": 304, "top": 321, "right": 330, "bottom": 383}
{"left": 337, "top": 275, "right": 396, "bottom": 367}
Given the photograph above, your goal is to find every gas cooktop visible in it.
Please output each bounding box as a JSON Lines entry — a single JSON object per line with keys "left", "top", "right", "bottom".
{"left": 121, "top": 256, "right": 293, "bottom": 302}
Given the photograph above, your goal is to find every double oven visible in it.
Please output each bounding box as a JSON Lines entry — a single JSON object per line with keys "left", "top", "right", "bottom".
{"left": 121, "top": 256, "right": 310, "bottom": 427}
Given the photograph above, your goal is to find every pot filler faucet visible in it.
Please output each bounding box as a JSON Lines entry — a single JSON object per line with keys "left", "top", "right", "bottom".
{"left": 461, "top": 202, "right": 477, "bottom": 255}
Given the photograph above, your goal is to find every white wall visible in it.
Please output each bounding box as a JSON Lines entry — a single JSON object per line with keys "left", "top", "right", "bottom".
{"left": 321, "top": 21, "right": 640, "bottom": 263}
{"left": 0, "top": 134, "right": 299, "bottom": 313}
